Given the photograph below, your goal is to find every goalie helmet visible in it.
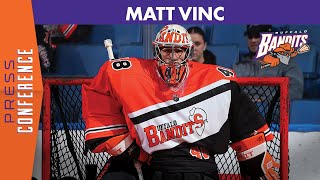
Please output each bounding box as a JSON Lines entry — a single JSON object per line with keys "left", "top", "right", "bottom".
{"left": 153, "top": 24, "right": 193, "bottom": 86}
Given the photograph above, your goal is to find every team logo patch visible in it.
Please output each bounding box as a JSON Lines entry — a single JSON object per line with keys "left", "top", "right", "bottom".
{"left": 255, "top": 30, "right": 310, "bottom": 68}
{"left": 143, "top": 107, "right": 208, "bottom": 147}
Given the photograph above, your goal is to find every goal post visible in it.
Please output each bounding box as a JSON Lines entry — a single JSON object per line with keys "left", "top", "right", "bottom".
{"left": 237, "top": 77, "right": 289, "bottom": 180}
{"left": 42, "top": 77, "right": 289, "bottom": 180}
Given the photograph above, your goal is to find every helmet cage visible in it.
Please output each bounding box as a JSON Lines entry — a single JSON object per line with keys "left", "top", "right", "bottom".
{"left": 154, "top": 44, "right": 192, "bottom": 86}
{"left": 153, "top": 43, "right": 193, "bottom": 65}
{"left": 153, "top": 24, "right": 194, "bottom": 86}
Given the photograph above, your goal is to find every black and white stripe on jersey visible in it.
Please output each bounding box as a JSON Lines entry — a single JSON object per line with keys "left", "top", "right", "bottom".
{"left": 130, "top": 81, "right": 232, "bottom": 125}
{"left": 85, "top": 124, "right": 128, "bottom": 137}
{"left": 264, "top": 128, "right": 271, "bottom": 137}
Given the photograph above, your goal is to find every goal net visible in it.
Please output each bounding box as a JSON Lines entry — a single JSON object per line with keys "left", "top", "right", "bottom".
{"left": 42, "top": 77, "right": 289, "bottom": 180}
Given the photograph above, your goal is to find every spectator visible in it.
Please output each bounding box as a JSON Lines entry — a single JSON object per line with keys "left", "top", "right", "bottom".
{"left": 240, "top": 25, "right": 272, "bottom": 61}
{"left": 187, "top": 26, "right": 216, "bottom": 65}
{"left": 35, "top": 25, "right": 53, "bottom": 72}
{"left": 35, "top": 24, "right": 92, "bottom": 73}
{"left": 233, "top": 25, "right": 304, "bottom": 101}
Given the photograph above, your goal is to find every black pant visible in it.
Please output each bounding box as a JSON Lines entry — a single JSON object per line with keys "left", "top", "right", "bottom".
{"left": 100, "top": 156, "right": 151, "bottom": 180}
{"left": 150, "top": 171, "right": 219, "bottom": 180}
{"left": 100, "top": 172, "right": 137, "bottom": 180}
{"left": 100, "top": 156, "right": 219, "bottom": 180}
{"left": 102, "top": 171, "right": 218, "bottom": 180}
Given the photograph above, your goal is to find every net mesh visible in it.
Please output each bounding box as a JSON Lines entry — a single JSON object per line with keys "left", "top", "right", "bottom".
{"left": 48, "top": 84, "right": 110, "bottom": 180}
{"left": 215, "top": 85, "right": 282, "bottom": 179}
{"left": 43, "top": 78, "right": 287, "bottom": 180}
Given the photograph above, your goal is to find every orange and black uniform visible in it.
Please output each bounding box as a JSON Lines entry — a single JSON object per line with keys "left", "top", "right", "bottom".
{"left": 82, "top": 58, "right": 274, "bottom": 180}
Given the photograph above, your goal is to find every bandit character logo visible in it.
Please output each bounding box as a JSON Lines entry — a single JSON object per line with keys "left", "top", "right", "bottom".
{"left": 188, "top": 107, "right": 208, "bottom": 136}
{"left": 255, "top": 32, "right": 310, "bottom": 68}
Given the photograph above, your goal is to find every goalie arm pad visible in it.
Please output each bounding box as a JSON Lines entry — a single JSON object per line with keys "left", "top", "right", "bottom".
{"left": 82, "top": 62, "right": 133, "bottom": 156}
{"left": 82, "top": 62, "right": 151, "bottom": 163}
{"left": 231, "top": 133, "right": 280, "bottom": 180}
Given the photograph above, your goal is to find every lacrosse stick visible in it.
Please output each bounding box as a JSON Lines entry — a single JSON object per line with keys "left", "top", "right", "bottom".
{"left": 96, "top": 158, "right": 112, "bottom": 180}
{"left": 297, "top": 44, "right": 310, "bottom": 54}
{"left": 104, "top": 39, "right": 115, "bottom": 60}
{"left": 103, "top": 38, "right": 145, "bottom": 180}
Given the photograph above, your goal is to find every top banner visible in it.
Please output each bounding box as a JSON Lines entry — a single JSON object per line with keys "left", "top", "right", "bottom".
{"left": 32, "top": 0, "right": 318, "bottom": 24}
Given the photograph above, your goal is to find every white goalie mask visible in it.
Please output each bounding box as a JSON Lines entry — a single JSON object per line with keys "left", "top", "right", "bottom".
{"left": 153, "top": 24, "right": 194, "bottom": 86}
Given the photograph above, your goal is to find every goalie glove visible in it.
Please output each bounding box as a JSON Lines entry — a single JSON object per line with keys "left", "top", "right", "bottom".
{"left": 231, "top": 133, "right": 280, "bottom": 180}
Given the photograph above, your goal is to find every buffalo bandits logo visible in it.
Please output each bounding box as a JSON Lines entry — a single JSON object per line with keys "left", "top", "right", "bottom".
{"left": 143, "top": 107, "right": 208, "bottom": 147}
{"left": 256, "top": 32, "right": 310, "bottom": 68}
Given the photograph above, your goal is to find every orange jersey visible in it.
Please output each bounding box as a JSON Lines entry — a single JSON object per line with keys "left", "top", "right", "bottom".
{"left": 82, "top": 58, "right": 272, "bottom": 157}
